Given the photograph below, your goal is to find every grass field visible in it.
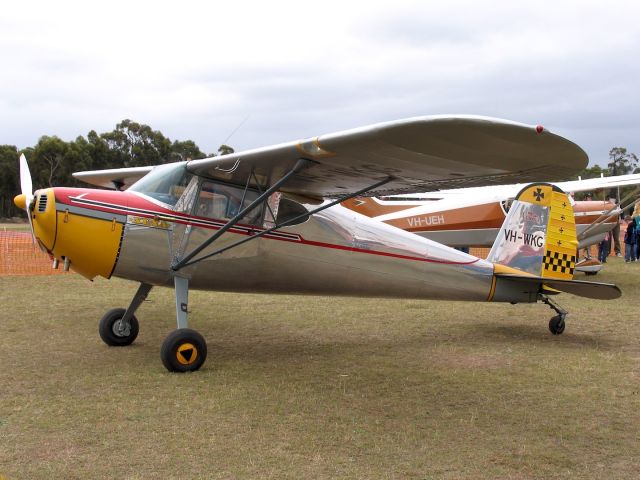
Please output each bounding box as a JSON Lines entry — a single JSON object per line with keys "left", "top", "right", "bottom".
{"left": 0, "top": 260, "right": 638, "bottom": 479}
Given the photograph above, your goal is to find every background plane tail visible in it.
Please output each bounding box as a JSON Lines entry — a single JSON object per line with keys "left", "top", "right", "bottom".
{"left": 487, "top": 183, "right": 577, "bottom": 279}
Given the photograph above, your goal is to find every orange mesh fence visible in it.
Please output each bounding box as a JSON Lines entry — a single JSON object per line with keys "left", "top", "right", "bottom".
{"left": 0, "top": 231, "right": 71, "bottom": 276}
{"left": 470, "top": 247, "right": 490, "bottom": 259}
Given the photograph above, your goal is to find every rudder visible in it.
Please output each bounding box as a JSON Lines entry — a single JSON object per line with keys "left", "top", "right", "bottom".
{"left": 487, "top": 183, "right": 577, "bottom": 279}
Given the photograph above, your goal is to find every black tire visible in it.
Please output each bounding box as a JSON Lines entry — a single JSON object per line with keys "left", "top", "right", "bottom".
{"left": 99, "top": 308, "right": 139, "bottom": 346}
{"left": 584, "top": 271, "right": 598, "bottom": 276}
{"left": 160, "top": 328, "right": 207, "bottom": 373}
{"left": 548, "top": 315, "right": 566, "bottom": 335}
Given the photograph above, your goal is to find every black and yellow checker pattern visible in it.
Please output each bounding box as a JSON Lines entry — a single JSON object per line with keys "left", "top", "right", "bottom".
{"left": 543, "top": 250, "right": 576, "bottom": 277}
{"left": 541, "top": 190, "right": 577, "bottom": 280}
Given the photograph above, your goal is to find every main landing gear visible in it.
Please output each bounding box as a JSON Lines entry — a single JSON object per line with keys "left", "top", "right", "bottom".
{"left": 98, "top": 277, "right": 208, "bottom": 372}
{"left": 541, "top": 295, "right": 567, "bottom": 335}
{"left": 160, "top": 328, "right": 207, "bottom": 372}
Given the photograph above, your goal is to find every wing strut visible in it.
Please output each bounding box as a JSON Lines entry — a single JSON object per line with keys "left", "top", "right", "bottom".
{"left": 172, "top": 158, "right": 315, "bottom": 271}
{"left": 172, "top": 175, "right": 395, "bottom": 270}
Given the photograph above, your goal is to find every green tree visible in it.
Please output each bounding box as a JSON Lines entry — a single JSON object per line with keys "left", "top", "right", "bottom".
{"left": 86, "top": 130, "right": 118, "bottom": 170}
{"left": 60, "top": 136, "right": 96, "bottom": 186}
{"left": 0, "top": 120, "right": 216, "bottom": 218}
{"left": 170, "top": 139, "right": 206, "bottom": 162}
{"left": 576, "top": 164, "right": 607, "bottom": 180}
{"left": 607, "top": 147, "right": 638, "bottom": 176}
{"left": 101, "top": 119, "right": 172, "bottom": 167}
{"left": 31, "top": 136, "right": 69, "bottom": 187}
{"left": 217, "top": 144, "right": 235, "bottom": 156}
{"left": 0, "top": 145, "right": 20, "bottom": 218}
{"left": 606, "top": 147, "right": 638, "bottom": 201}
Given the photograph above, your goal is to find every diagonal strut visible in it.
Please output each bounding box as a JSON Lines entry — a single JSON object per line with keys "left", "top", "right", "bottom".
{"left": 172, "top": 158, "right": 314, "bottom": 271}
{"left": 175, "top": 176, "right": 395, "bottom": 269}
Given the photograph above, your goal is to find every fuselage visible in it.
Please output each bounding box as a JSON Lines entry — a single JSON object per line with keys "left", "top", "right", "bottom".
{"left": 30, "top": 186, "right": 497, "bottom": 301}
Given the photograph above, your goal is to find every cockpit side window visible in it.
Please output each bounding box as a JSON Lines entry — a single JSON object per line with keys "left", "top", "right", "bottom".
{"left": 195, "top": 180, "right": 262, "bottom": 225}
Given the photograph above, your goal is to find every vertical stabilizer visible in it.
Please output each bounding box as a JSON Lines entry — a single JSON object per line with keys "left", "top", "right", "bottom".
{"left": 487, "top": 183, "right": 577, "bottom": 279}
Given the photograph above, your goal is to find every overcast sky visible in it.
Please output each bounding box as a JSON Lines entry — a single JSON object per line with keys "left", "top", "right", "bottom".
{"left": 1, "top": 0, "right": 638, "bottom": 166}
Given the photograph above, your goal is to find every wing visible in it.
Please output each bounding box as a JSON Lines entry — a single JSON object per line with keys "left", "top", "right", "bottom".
{"left": 74, "top": 115, "right": 588, "bottom": 197}
{"left": 186, "top": 116, "right": 587, "bottom": 198}
{"left": 73, "top": 166, "right": 154, "bottom": 190}
{"left": 555, "top": 173, "right": 640, "bottom": 194}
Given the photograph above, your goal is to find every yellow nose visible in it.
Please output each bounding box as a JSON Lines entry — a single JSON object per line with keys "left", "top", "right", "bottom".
{"left": 14, "top": 193, "right": 27, "bottom": 210}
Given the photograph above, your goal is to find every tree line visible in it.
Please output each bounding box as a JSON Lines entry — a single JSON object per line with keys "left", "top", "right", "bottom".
{"left": 572, "top": 147, "right": 639, "bottom": 204}
{"left": 0, "top": 119, "right": 233, "bottom": 219}
{"left": 0, "top": 120, "right": 638, "bottom": 219}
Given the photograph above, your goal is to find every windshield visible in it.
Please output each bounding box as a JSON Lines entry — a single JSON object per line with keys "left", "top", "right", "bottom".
{"left": 129, "top": 162, "right": 192, "bottom": 207}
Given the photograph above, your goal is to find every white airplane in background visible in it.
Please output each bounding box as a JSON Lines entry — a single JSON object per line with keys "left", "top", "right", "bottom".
{"left": 14, "top": 116, "right": 620, "bottom": 373}
{"left": 343, "top": 173, "right": 640, "bottom": 273}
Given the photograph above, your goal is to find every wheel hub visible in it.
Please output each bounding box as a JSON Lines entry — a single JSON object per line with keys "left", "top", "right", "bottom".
{"left": 176, "top": 343, "right": 198, "bottom": 365}
{"left": 113, "top": 319, "right": 131, "bottom": 337}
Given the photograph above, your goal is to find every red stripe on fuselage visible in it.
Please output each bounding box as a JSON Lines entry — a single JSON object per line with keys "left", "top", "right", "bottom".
{"left": 53, "top": 187, "right": 479, "bottom": 266}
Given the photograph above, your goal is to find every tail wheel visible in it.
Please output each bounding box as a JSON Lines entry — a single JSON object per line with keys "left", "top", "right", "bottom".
{"left": 548, "top": 315, "right": 566, "bottom": 335}
{"left": 99, "top": 308, "right": 139, "bottom": 346}
{"left": 160, "top": 328, "right": 207, "bottom": 372}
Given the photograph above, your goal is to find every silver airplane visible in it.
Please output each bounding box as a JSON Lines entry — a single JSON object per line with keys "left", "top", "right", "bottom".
{"left": 14, "top": 116, "right": 621, "bottom": 372}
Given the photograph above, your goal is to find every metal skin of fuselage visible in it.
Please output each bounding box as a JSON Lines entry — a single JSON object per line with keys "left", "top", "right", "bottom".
{"left": 31, "top": 186, "right": 499, "bottom": 303}
{"left": 344, "top": 196, "right": 618, "bottom": 249}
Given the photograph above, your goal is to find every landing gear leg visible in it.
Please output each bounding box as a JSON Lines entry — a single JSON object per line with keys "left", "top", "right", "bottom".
{"left": 160, "top": 275, "right": 207, "bottom": 372}
{"left": 99, "top": 282, "right": 153, "bottom": 346}
{"left": 541, "top": 295, "right": 567, "bottom": 335}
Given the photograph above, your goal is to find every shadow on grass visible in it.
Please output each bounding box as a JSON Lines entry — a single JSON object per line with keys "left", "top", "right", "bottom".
{"left": 460, "top": 322, "right": 615, "bottom": 350}
{"left": 170, "top": 319, "right": 617, "bottom": 372}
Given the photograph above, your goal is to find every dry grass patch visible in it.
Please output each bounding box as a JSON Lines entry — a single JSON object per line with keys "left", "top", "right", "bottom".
{"left": 0, "top": 259, "right": 639, "bottom": 479}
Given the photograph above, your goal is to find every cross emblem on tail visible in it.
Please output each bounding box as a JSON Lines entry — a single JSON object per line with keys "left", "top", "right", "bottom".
{"left": 533, "top": 188, "right": 545, "bottom": 202}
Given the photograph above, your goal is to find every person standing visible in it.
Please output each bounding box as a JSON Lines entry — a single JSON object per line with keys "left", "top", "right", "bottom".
{"left": 623, "top": 216, "right": 637, "bottom": 262}
{"left": 634, "top": 201, "right": 640, "bottom": 260}
{"left": 610, "top": 197, "right": 623, "bottom": 257}
{"left": 599, "top": 231, "right": 611, "bottom": 263}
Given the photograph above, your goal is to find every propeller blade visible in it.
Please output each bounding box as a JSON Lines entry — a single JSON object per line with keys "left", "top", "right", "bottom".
{"left": 18, "top": 153, "right": 36, "bottom": 244}
{"left": 19, "top": 153, "right": 33, "bottom": 202}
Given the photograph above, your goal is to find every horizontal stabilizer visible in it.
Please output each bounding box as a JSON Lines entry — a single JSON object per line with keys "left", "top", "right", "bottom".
{"left": 496, "top": 273, "right": 621, "bottom": 300}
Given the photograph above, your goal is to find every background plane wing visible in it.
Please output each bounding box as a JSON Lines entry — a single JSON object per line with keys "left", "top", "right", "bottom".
{"left": 555, "top": 173, "right": 640, "bottom": 194}
{"left": 73, "top": 166, "right": 154, "bottom": 190}
{"left": 185, "top": 115, "right": 588, "bottom": 198}
{"left": 395, "top": 172, "right": 640, "bottom": 202}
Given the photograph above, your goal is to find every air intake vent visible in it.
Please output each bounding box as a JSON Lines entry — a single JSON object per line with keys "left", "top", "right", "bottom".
{"left": 38, "top": 194, "right": 48, "bottom": 213}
